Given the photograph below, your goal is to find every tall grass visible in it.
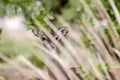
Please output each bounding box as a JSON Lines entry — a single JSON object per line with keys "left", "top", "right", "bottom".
{"left": 0, "top": 0, "right": 120, "bottom": 80}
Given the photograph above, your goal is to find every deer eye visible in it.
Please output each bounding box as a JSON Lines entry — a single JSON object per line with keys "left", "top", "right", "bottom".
{"left": 41, "top": 36, "right": 47, "bottom": 41}
{"left": 55, "top": 36, "right": 59, "bottom": 40}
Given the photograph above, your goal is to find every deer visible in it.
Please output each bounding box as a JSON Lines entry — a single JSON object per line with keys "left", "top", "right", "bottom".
{"left": 32, "top": 27, "right": 82, "bottom": 80}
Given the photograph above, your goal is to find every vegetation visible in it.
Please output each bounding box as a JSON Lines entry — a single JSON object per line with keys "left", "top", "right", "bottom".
{"left": 0, "top": 0, "right": 120, "bottom": 80}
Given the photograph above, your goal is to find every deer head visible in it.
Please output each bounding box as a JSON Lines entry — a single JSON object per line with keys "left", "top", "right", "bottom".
{"left": 32, "top": 27, "right": 68, "bottom": 51}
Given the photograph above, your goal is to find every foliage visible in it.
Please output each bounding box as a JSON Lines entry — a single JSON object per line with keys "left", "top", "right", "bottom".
{"left": 0, "top": 0, "right": 50, "bottom": 32}
{"left": 0, "top": 0, "right": 120, "bottom": 80}
{"left": 81, "top": 35, "right": 91, "bottom": 47}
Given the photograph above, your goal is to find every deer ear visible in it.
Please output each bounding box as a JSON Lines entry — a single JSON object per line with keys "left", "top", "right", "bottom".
{"left": 32, "top": 30, "right": 45, "bottom": 39}
{"left": 59, "top": 27, "right": 68, "bottom": 36}
{"left": 32, "top": 30, "right": 39, "bottom": 37}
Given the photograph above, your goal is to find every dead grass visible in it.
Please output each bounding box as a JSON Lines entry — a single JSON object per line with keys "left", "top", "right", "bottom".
{"left": 0, "top": 0, "right": 120, "bottom": 80}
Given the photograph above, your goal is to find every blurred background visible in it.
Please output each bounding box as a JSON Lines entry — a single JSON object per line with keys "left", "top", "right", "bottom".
{"left": 0, "top": 0, "right": 120, "bottom": 80}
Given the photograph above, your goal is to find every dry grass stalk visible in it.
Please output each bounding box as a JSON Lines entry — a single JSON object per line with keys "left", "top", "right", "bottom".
{"left": 108, "top": 0, "right": 120, "bottom": 26}
{"left": 1, "top": 0, "right": 120, "bottom": 80}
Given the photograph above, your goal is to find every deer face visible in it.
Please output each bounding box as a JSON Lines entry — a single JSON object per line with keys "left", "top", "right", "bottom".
{"left": 32, "top": 27, "right": 68, "bottom": 51}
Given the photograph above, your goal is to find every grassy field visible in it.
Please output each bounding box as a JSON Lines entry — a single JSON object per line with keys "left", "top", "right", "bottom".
{"left": 0, "top": 0, "right": 120, "bottom": 80}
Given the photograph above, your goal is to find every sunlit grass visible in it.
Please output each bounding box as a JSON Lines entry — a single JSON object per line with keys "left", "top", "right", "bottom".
{"left": 0, "top": 0, "right": 120, "bottom": 80}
